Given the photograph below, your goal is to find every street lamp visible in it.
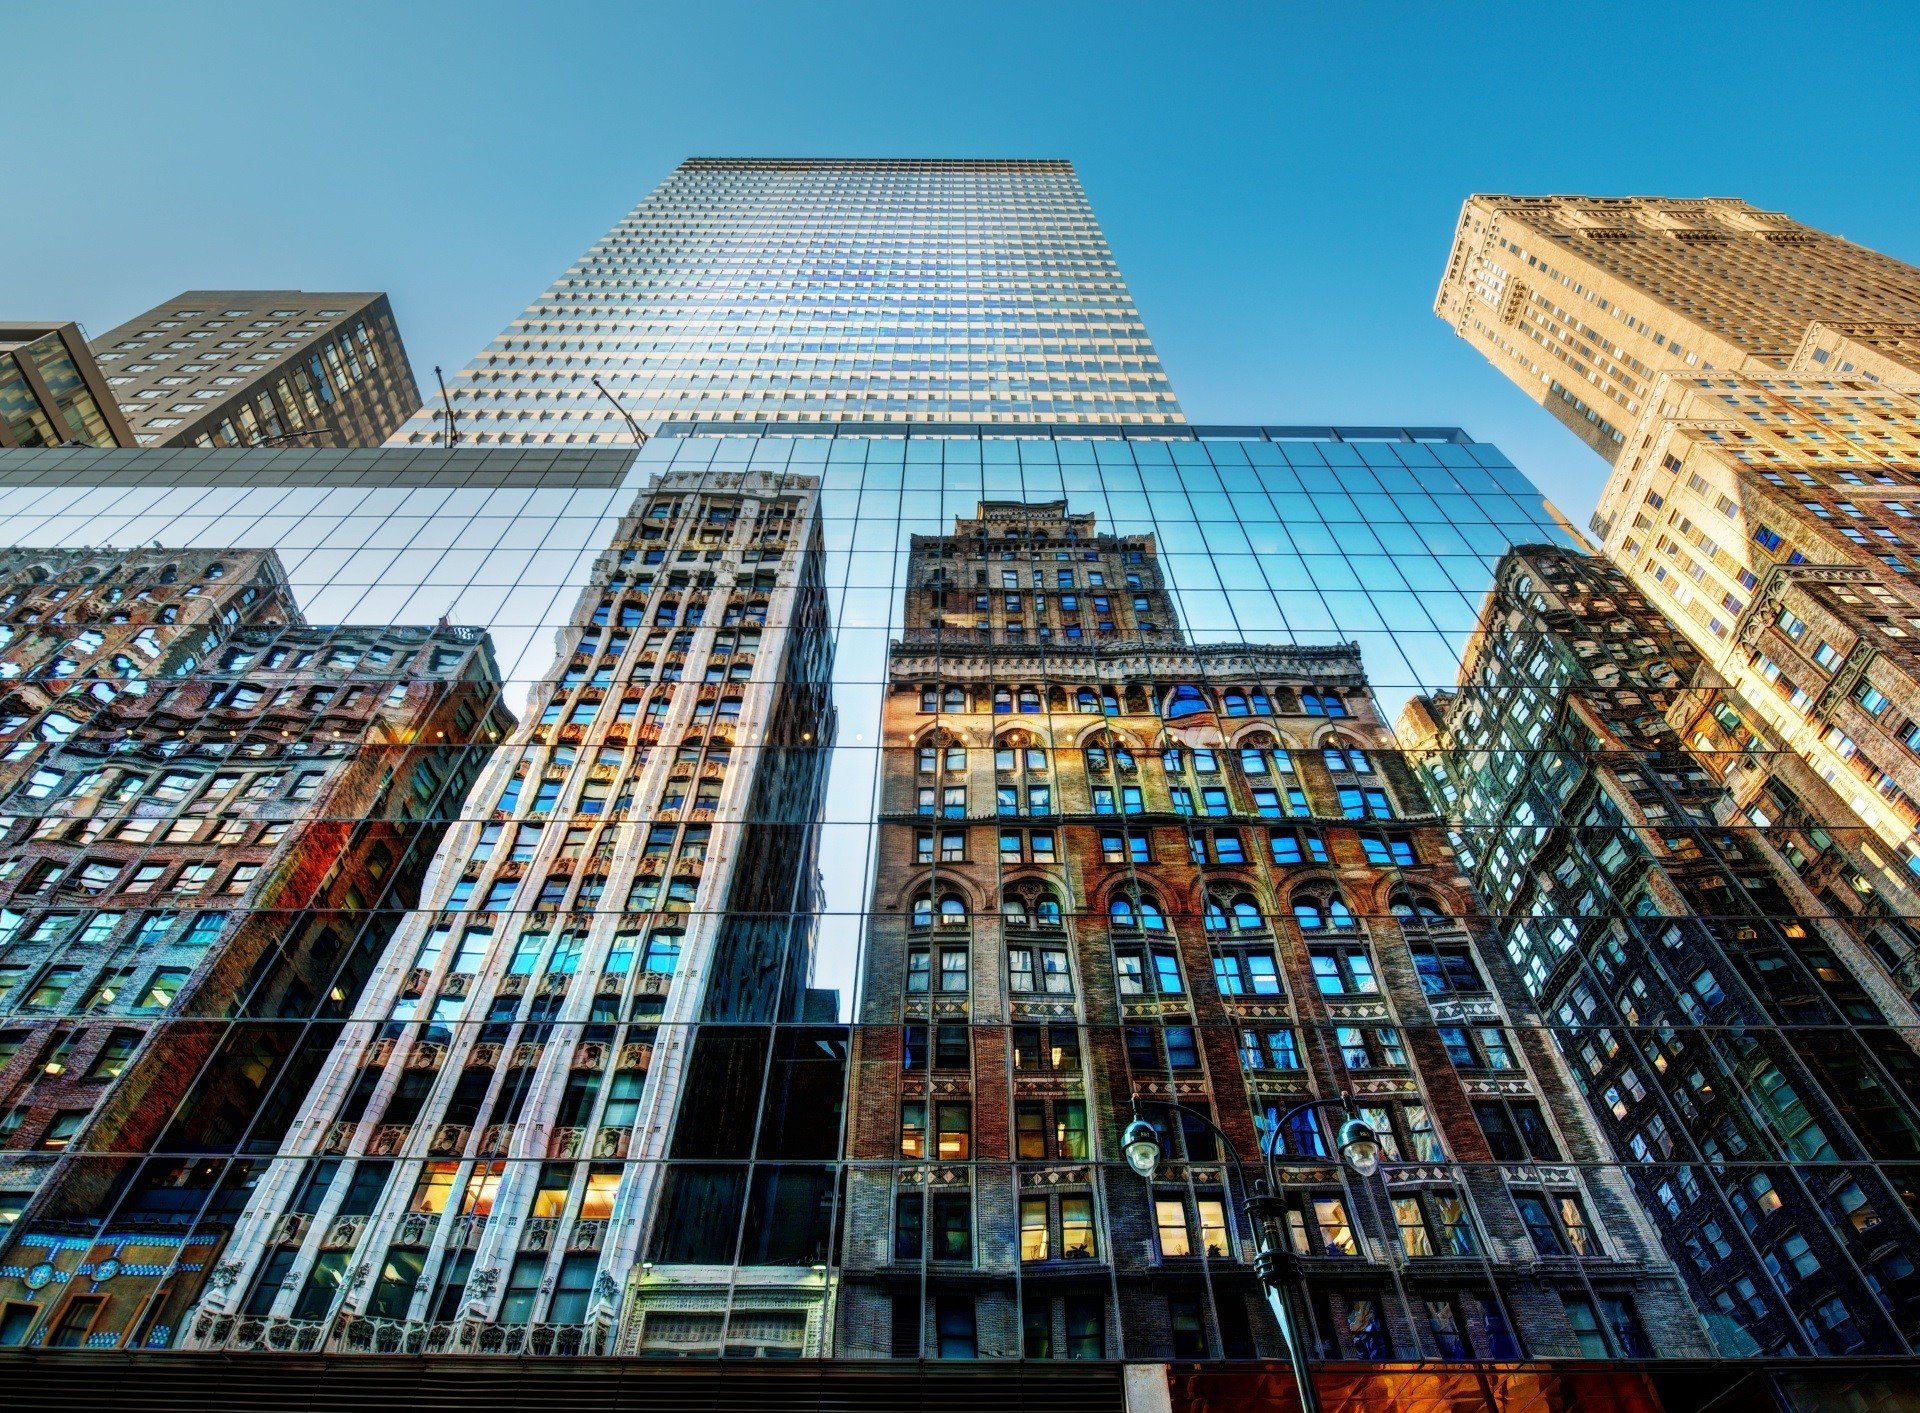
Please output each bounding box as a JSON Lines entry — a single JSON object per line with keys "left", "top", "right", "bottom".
{"left": 1123, "top": 1093, "right": 1378, "bottom": 1413}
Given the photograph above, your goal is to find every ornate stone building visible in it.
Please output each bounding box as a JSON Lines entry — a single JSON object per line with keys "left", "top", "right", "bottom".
{"left": 0, "top": 547, "right": 507, "bottom": 1348}
{"left": 838, "top": 501, "right": 1700, "bottom": 1365}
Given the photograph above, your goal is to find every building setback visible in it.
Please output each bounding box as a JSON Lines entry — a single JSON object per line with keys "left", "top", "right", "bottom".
{"left": 839, "top": 500, "right": 1700, "bottom": 1365}
{"left": 1435, "top": 195, "right": 1920, "bottom": 461}
{"left": 0, "top": 325, "right": 136, "bottom": 448}
{"left": 386, "top": 158, "right": 1183, "bottom": 446}
{"left": 0, "top": 547, "right": 508, "bottom": 1348}
{"left": 1401, "top": 543, "right": 1920, "bottom": 1356}
{"left": 89, "top": 292, "right": 421, "bottom": 448}
{"left": 182, "top": 469, "right": 838, "bottom": 1358}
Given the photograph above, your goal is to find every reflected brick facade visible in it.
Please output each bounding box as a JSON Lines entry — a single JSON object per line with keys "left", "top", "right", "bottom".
{"left": 840, "top": 502, "right": 1699, "bottom": 1365}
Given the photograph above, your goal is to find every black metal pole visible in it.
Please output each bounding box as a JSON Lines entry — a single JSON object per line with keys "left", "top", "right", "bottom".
{"left": 1130, "top": 1096, "right": 1325, "bottom": 1413}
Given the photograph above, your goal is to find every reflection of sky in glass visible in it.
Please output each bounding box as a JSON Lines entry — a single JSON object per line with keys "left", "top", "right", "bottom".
{"left": 0, "top": 430, "right": 1577, "bottom": 1018}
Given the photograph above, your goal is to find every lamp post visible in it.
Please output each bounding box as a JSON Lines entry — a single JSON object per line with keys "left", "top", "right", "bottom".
{"left": 1122, "top": 1093, "right": 1379, "bottom": 1413}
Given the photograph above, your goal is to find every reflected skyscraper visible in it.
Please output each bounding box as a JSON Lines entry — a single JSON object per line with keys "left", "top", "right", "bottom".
{"left": 1403, "top": 544, "right": 1920, "bottom": 1357}
{"left": 0, "top": 547, "right": 507, "bottom": 1347}
{"left": 182, "top": 470, "right": 835, "bottom": 1356}
{"left": 387, "top": 158, "right": 1183, "bottom": 445}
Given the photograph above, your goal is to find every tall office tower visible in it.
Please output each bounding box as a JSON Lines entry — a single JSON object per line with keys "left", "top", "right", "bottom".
{"left": 1435, "top": 195, "right": 1920, "bottom": 461}
{"left": 386, "top": 158, "right": 1183, "bottom": 447}
{"left": 0, "top": 325, "right": 136, "bottom": 448}
{"left": 1588, "top": 371, "right": 1920, "bottom": 941}
{"left": 0, "top": 547, "right": 506, "bottom": 1349}
{"left": 838, "top": 499, "right": 1699, "bottom": 1366}
{"left": 89, "top": 292, "right": 421, "bottom": 448}
{"left": 1400, "top": 543, "right": 1920, "bottom": 1357}
{"left": 184, "top": 470, "right": 837, "bottom": 1358}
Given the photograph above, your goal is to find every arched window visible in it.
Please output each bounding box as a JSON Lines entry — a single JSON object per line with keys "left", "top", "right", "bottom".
{"left": 1293, "top": 888, "right": 1355, "bottom": 932}
{"left": 1250, "top": 689, "right": 1273, "bottom": 714}
{"left": 1110, "top": 892, "right": 1166, "bottom": 931}
{"left": 913, "top": 892, "right": 969, "bottom": 929}
{"left": 1323, "top": 739, "right": 1372, "bottom": 774}
{"left": 1017, "top": 686, "right": 1042, "bottom": 714}
{"left": 993, "top": 686, "right": 1013, "bottom": 714}
{"left": 944, "top": 686, "right": 966, "bottom": 713}
{"left": 1222, "top": 690, "right": 1250, "bottom": 717}
{"left": 1166, "top": 683, "right": 1210, "bottom": 720}
{"left": 1233, "top": 897, "right": 1264, "bottom": 932}
{"left": 1075, "top": 687, "right": 1099, "bottom": 714}
{"left": 1390, "top": 892, "right": 1448, "bottom": 928}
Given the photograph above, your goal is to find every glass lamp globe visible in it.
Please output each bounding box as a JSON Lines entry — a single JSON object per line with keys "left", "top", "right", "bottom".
{"left": 1122, "top": 1116, "right": 1162, "bottom": 1179}
{"left": 1337, "top": 1116, "right": 1382, "bottom": 1178}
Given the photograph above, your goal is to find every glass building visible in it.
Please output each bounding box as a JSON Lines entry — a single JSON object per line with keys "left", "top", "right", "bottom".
{"left": 387, "top": 158, "right": 1184, "bottom": 446}
{"left": 2, "top": 159, "right": 1919, "bottom": 1411}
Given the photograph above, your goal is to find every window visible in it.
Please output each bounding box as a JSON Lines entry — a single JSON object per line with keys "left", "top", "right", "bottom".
{"left": 1310, "top": 946, "right": 1377, "bottom": 995}
{"left": 931, "top": 1192, "right": 972, "bottom": 1261}
{"left": 1409, "top": 940, "right": 1485, "bottom": 994}
{"left": 1474, "top": 1100, "right": 1558, "bottom": 1161}
{"left": 935, "top": 1297, "right": 976, "bottom": 1358}
{"left": 935, "top": 1102, "right": 972, "bottom": 1160}
{"left": 1015, "top": 1099, "right": 1089, "bottom": 1160}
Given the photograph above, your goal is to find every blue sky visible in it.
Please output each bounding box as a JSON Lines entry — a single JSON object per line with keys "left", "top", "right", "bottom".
{"left": 5, "top": 1, "right": 1916, "bottom": 521}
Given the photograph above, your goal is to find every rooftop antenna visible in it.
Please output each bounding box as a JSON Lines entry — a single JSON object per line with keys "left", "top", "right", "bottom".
{"left": 593, "top": 378, "right": 647, "bottom": 445}
{"left": 434, "top": 366, "right": 462, "bottom": 447}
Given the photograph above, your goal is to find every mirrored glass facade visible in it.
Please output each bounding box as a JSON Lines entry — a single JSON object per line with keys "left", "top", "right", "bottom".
{"left": 3, "top": 162, "right": 1920, "bottom": 1411}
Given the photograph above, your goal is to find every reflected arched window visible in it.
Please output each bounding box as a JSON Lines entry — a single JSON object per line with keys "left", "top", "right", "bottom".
{"left": 944, "top": 686, "right": 966, "bottom": 713}
{"left": 1017, "top": 686, "right": 1042, "bottom": 714}
{"left": 1323, "top": 739, "right": 1372, "bottom": 774}
{"left": 993, "top": 686, "right": 1012, "bottom": 714}
{"left": 1076, "top": 687, "right": 1099, "bottom": 713}
{"left": 1390, "top": 892, "right": 1448, "bottom": 928}
{"left": 913, "top": 892, "right": 969, "bottom": 929}
{"left": 1293, "top": 888, "right": 1355, "bottom": 932}
{"left": 1222, "top": 690, "right": 1250, "bottom": 717}
{"left": 1166, "top": 683, "right": 1210, "bottom": 719}
{"left": 1110, "top": 892, "right": 1168, "bottom": 932}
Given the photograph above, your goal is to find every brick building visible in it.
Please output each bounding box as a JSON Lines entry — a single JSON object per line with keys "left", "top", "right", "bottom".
{"left": 0, "top": 547, "right": 509, "bottom": 1348}
{"left": 1401, "top": 543, "right": 1920, "bottom": 1356}
{"left": 838, "top": 501, "right": 1700, "bottom": 1365}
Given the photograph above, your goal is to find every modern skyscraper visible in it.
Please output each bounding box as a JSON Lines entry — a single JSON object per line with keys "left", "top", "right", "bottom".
{"left": 0, "top": 325, "right": 136, "bottom": 449}
{"left": 1401, "top": 543, "right": 1920, "bottom": 1358}
{"left": 386, "top": 158, "right": 1183, "bottom": 446}
{"left": 1435, "top": 195, "right": 1920, "bottom": 460}
{"left": 182, "top": 469, "right": 836, "bottom": 1357}
{"left": 0, "top": 547, "right": 508, "bottom": 1349}
{"left": 89, "top": 292, "right": 421, "bottom": 447}
{"left": 838, "top": 494, "right": 1698, "bottom": 1366}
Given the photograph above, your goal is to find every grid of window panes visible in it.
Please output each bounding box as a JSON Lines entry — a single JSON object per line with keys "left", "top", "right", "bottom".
{"left": 0, "top": 425, "right": 1914, "bottom": 1367}
{"left": 388, "top": 159, "right": 1182, "bottom": 447}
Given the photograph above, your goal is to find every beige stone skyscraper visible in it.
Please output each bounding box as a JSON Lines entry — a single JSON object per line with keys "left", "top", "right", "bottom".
{"left": 1434, "top": 195, "right": 1920, "bottom": 460}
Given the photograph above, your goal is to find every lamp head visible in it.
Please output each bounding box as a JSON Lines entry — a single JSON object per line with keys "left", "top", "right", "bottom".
{"left": 1122, "top": 1115, "right": 1162, "bottom": 1180}
{"left": 1337, "top": 1115, "right": 1381, "bottom": 1178}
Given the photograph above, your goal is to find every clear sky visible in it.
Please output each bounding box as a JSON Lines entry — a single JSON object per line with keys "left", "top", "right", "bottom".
{"left": 6, "top": 1, "right": 1916, "bottom": 522}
